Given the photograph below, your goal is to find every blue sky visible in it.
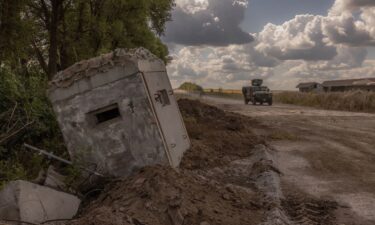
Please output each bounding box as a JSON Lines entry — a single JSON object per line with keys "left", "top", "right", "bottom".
{"left": 242, "top": 0, "right": 335, "bottom": 33}
{"left": 166, "top": 0, "right": 375, "bottom": 89}
{"left": 241, "top": 0, "right": 375, "bottom": 59}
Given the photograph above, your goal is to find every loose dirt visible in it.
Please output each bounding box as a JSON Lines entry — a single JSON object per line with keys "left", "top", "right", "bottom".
{"left": 60, "top": 97, "right": 374, "bottom": 225}
{"left": 69, "top": 99, "right": 266, "bottom": 225}
{"left": 199, "top": 95, "right": 375, "bottom": 224}
{"left": 69, "top": 166, "right": 263, "bottom": 225}
{"left": 178, "top": 99, "right": 263, "bottom": 170}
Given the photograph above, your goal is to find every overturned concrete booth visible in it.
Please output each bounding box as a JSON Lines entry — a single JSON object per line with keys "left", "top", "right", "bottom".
{"left": 48, "top": 48, "right": 191, "bottom": 177}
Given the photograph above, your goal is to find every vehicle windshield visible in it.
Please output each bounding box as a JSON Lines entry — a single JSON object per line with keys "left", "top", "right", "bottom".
{"left": 253, "top": 86, "right": 269, "bottom": 91}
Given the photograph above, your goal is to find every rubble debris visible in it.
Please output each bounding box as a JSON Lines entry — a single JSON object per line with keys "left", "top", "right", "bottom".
{"left": 249, "top": 146, "right": 292, "bottom": 225}
{"left": 40, "top": 99, "right": 342, "bottom": 225}
{"left": 0, "top": 180, "right": 80, "bottom": 224}
{"left": 68, "top": 166, "right": 263, "bottom": 225}
{"left": 44, "top": 166, "right": 67, "bottom": 190}
{"left": 48, "top": 48, "right": 190, "bottom": 179}
{"left": 67, "top": 100, "right": 268, "bottom": 225}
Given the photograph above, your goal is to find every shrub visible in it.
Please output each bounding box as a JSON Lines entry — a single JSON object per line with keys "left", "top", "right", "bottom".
{"left": 179, "top": 82, "right": 204, "bottom": 92}
{"left": 0, "top": 66, "right": 66, "bottom": 187}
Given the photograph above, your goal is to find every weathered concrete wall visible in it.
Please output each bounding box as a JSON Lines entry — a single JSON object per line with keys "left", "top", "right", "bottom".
{"left": 51, "top": 67, "right": 168, "bottom": 177}
{"left": 48, "top": 48, "right": 191, "bottom": 178}
{"left": 0, "top": 181, "right": 80, "bottom": 224}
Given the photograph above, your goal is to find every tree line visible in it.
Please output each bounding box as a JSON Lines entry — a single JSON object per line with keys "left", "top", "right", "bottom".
{"left": 0, "top": 0, "right": 174, "bottom": 78}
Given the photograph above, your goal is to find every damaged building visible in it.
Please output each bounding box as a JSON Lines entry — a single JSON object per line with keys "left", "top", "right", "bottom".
{"left": 296, "top": 82, "right": 323, "bottom": 93}
{"left": 322, "top": 78, "right": 375, "bottom": 92}
{"left": 48, "top": 48, "right": 191, "bottom": 177}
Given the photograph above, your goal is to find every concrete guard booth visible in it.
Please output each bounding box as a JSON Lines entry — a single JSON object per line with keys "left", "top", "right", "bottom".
{"left": 48, "top": 48, "right": 191, "bottom": 177}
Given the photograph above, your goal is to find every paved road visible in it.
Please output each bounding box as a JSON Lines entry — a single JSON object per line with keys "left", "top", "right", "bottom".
{"left": 199, "top": 95, "right": 375, "bottom": 224}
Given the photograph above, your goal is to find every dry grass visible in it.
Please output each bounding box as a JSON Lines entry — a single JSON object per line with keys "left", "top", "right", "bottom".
{"left": 274, "top": 91, "right": 375, "bottom": 113}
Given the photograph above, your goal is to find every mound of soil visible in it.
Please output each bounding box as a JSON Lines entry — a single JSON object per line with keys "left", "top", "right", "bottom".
{"left": 70, "top": 166, "right": 263, "bottom": 225}
{"left": 68, "top": 99, "right": 265, "bottom": 225}
{"left": 178, "top": 99, "right": 264, "bottom": 169}
{"left": 66, "top": 99, "right": 341, "bottom": 225}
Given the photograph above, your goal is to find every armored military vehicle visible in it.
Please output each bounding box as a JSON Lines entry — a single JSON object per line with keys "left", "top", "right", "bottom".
{"left": 242, "top": 79, "right": 273, "bottom": 105}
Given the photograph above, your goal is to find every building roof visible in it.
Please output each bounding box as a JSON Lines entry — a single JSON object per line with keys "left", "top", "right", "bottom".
{"left": 322, "top": 78, "right": 375, "bottom": 87}
{"left": 296, "top": 82, "right": 320, "bottom": 88}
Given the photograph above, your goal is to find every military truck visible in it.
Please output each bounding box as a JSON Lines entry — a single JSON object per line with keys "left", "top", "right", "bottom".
{"left": 242, "top": 79, "right": 273, "bottom": 105}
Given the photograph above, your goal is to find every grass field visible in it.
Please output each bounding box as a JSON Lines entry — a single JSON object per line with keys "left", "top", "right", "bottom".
{"left": 200, "top": 89, "right": 375, "bottom": 113}
{"left": 274, "top": 91, "right": 375, "bottom": 113}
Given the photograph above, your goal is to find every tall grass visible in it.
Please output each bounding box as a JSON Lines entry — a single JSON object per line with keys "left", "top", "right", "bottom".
{"left": 274, "top": 91, "right": 375, "bottom": 113}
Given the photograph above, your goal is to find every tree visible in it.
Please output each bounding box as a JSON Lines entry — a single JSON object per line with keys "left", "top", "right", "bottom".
{"left": 179, "top": 82, "right": 204, "bottom": 92}
{"left": 0, "top": 0, "right": 176, "bottom": 186}
{"left": 1, "top": 0, "right": 175, "bottom": 79}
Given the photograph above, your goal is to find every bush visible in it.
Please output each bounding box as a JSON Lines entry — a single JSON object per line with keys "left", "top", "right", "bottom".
{"left": 274, "top": 91, "right": 375, "bottom": 113}
{"left": 179, "top": 82, "right": 204, "bottom": 92}
{"left": 0, "top": 66, "right": 66, "bottom": 187}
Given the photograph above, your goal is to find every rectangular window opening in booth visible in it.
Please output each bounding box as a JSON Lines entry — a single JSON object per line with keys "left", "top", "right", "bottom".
{"left": 90, "top": 104, "right": 121, "bottom": 124}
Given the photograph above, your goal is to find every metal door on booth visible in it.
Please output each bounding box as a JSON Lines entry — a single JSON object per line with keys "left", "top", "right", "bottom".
{"left": 141, "top": 71, "right": 191, "bottom": 167}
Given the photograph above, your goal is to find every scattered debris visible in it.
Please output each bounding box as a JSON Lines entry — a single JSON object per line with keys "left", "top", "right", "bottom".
{"left": 68, "top": 166, "right": 263, "bottom": 225}
{"left": 44, "top": 166, "right": 67, "bottom": 190}
{"left": 0, "top": 99, "right": 347, "bottom": 225}
{"left": 0, "top": 180, "right": 80, "bottom": 224}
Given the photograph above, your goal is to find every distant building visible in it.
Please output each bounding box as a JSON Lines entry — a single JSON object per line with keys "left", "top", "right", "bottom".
{"left": 322, "top": 78, "right": 375, "bottom": 92}
{"left": 296, "top": 82, "right": 323, "bottom": 92}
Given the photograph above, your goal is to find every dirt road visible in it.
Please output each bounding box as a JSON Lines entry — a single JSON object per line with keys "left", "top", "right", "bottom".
{"left": 200, "top": 96, "right": 375, "bottom": 224}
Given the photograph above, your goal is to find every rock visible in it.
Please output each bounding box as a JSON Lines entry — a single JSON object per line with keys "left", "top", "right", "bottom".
{"left": 225, "top": 185, "right": 235, "bottom": 194}
{"left": 222, "top": 193, "right": 231, "bottom": 200}
{"left": 33, "top": 169, "right": 47, "bottom": 185}
{"left": 44, "top": 166, "right": 67, "bottom": 190}
{"left": 168, "top": 208, "right": 184, "bottom": 225}
{"left": 0, "top": 180, "right": 81, "bottom": 224}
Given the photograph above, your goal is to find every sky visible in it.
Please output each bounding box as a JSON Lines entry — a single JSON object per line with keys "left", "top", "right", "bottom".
{"left": 163, "top": 0, "right": 375, "bottom": 90}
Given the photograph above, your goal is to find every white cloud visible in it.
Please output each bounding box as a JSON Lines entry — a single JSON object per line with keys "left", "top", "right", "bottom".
{"left": 167, "top": 0, "right": 375, "bottom": 90}
{"left": 164, "top": 0, "right": 253, "bottom": 46}
{"left": 330, "top": 0, "right": 375, "bottom": 16}
{"left": 175, "top": 0, "right": 209, "bottom": 14}
{"left": 255, "top": 15, "right": 338, "bottom": 61}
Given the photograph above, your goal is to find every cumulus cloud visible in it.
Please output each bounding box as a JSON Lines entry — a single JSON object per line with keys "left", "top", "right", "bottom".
{"left": 324, "top": 9, "right": 375, "bottom": 46}
{"left": 252, "top": 0, "right": 375, "bottom": 63}
{"left": 330, "top": 0, "right": 375, "bottom": 15}
{"left": 255, "top": 15, "right": 338, "bottom": 61}
{"left": 175, "top": 0, "right": 209, "bottom": 14}
{"left": 164, "top": 0, "right": 254, "bottom": 46}
{"left": 166, "top": 0, "right": 375, "bottom": 90}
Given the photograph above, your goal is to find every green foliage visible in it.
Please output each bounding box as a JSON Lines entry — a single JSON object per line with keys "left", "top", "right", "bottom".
{"left": 179, "top": 82, "right": 204, "bottom": 92}
{"left": 0, "top": 0, "right": 174, "bottom": 75}
{"left": 0, "top": 0, "right": 33, "bottom": 64}
{"left": 0, "top": 66, "right": 66, "bottom": 187}
{"left": 60, "top": 0, "right": 172, "bottom": 66}
{"left": 0, "top": 0, "right": 175, "bottom": 187}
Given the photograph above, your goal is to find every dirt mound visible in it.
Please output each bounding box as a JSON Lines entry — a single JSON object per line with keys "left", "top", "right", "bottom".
{"left": 66, "top": 99, "right": 344, "bottom": 225}
{"left": 70, "top": 166, "right": 263, "bottom": 225}
{"left": 178, "top": 99, "right": 264, "bottom": 169}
